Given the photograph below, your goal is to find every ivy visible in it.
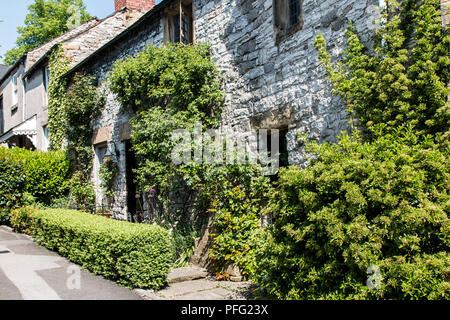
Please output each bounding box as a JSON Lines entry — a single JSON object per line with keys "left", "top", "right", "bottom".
{"left": 109, "top": 43, "right": 270, "bottom": 269}
{"left": 314, "top": 0, "right": 449, "bottom": 140}
{"left": 48, "top": 44, "right": 105, "bottom": 205}
{"left": 48, "top": 45, "right": 70, "bottom": 149}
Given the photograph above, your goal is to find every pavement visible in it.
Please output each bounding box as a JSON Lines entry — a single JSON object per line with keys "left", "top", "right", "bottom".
{"left": 0, "top": 225, "right": 255, "bottom": 301}
{"left": 0, "top": 225, "right": 141, "bottom": 300}
{"left": 136, "top": 266, "right": 255, "bottom": 300}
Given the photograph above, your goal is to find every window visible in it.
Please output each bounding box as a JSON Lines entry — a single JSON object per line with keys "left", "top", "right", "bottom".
{"left": 22, "top": 79, "right": 27, "bottom": 121}
{"left": 0, "top": 95, "right": 3, "bottom": 135}
{"left": 43, "top": 66, "right": 50, "bottom": 106}
{"left": 164, "top": 0, "right": 193, "bottom": 44}
{"left": 42, "top": 125, "right": 50, "bottom": 151}
{"left": 12, "top": 73, "right": 18, "bottom": 106}
{"left": 273, "top": 0, "right": 303, "bottom": 44}
{"left": 258, "top": 128, "right": 289, "bottom": 177}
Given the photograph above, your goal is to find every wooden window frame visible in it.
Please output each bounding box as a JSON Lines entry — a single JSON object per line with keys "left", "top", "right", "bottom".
{"left": 164, "top": 0, "right": 194, "bottom": 44}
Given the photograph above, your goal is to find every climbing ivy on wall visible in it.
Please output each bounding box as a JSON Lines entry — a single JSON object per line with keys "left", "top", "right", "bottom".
{"left": 48, "top": 46, "right": 70, "bottom": 149}
{"left": 47, "top": 45, "right": 105, "bottom": 205}
{"left": 109, "top": 43, "right": 225, "bottom": 212}
{"left": 109, "top": 43, "right": 271, "bottom": 270}
{"left": 314, "top": 0, "right": 449, "bottom": 140}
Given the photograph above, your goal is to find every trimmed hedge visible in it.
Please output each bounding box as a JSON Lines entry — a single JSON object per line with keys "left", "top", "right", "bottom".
{"left": 0, "top": 147, "right": 69, "bottom": 208}
{"left": 0, "top": 154, "right": 26, "bottom": 223}
{"left": 10, "top": 207, "right": 174, "bottom": 289}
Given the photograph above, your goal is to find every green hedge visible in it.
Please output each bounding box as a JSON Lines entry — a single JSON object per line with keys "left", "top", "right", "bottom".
{"left": 11, "top": 207, "right": 174, "bottom": 289}
{"left": 256, "top": 128, "right": 449, "bottom": 300}
{"left": 0, "top": 154, "right": 26, "bottom": 223}
{"left": 0, "top": 148, "right": 69, "bottom": 208}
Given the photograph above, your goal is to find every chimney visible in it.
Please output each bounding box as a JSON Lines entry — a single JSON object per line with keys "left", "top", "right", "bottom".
{"left": 115, "top": 0, "right": 156, "bottom": 12}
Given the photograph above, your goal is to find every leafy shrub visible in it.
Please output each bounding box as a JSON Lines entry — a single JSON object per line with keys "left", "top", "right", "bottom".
{"left": 99, "top": 158, "right": 119, "bottom": 198}
{"left": 11, "top": 208, "right": 174, "bottom": 289}
{"left": 255, "top": 127, "right": 449, "bottom": 299}
{"left": 0, "top": 151, "right": 26, "bottom": 214}
{"left": 67, "top": 171, "right": 96, "bottom": 208}
{"left": 10, "top": 206, "right": 37, "bottom": 235}
{"left": 315, "top": 0, "right": 449, "bottom": 139}
{"left": 0, "top": 147, "right": 70, "bottom": 206}
{"left": 209, "top": 165, "right": 270, "bottom": 278}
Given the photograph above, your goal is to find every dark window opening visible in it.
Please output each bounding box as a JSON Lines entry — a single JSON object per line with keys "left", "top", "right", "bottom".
{"left": 165, "top": 0, "right": 193, "bottom": 44}
{"left": 0, "top": 95, "right": 3, "bottom": 135}
{"left": 260, "top": 128, "right": 289, "bottom": 180}
{"left": 273, "top": 0, "right": 303, "bottom": 44}
{"left": 125, "top": 140, "right": 139, "bottom": 222}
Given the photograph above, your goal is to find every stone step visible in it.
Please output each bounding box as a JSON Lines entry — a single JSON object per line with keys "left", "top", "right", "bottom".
{"left": 168, "top": 266, "right": 208, "bottom": 284}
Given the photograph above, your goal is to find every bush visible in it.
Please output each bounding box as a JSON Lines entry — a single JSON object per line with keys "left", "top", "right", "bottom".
{"left": 0, "top": 147, "right": 70, "bottom": 206}
{"left": 10, "top": 208, "right": 174, "bottom": 289}
{"left": 209, "top": 166, "right": 270, "bottom": 278}
{"left": 0, "top": 151, "right": 26, "bottom": 214}
{"left": 255, "top": 128, "right": 449, "bottom": 300}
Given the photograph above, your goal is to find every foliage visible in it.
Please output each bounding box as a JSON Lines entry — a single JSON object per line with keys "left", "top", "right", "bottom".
{"left": 48, "top": 46, "right": 104, "bottom": 203}
{"left": 48, "top": 46, "right": 71, "bottom": 149}
{"left": 64, "top": 72, "right": 104, "bottom": 178}
{"left": 67, "top": 171, "right": 96, "bottom": 208}
{"left": 255, "top": 127, "right": 449, "bottom": 300}
{"left": 209, "top": 168, "right": 270, "bottom": 277}
{"left": 10, "top": 208, "right": 174, "bottom": 289}
{"left": 0, "top": 150, "right": 26, "bottom": 213}
{"left": 109, "top": 43, "right": 224, "bottom": 218}
{"left": 99, "top": 158, "right": 119, "bottom": 198}
{"left": 314, "top": 0, "right": 449, "bottom": 140}
{"left": 108, "top": 43, "right": 275, "bottom": 271}
{"left": 3, "top": 0, "right": 91, "bottom": 65}
{"left": 10, "top": 206, "right": 38, "bottom": 235}
{"left": 0, "top": 147, "right": 70, "bottom": 209}
{"left": 109, "top": 43, "right": 223, "bottom": 126}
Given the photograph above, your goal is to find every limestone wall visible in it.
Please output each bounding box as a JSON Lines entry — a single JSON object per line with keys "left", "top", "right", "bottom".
{"left": 86, "top": 0, "right": 378, "bottom": 218}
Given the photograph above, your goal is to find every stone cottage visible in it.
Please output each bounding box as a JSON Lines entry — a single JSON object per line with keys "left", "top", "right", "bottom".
{"left": 60, "top": 0, "right": 383, "bottom": 219}
{"left": 2, "top": 0, "right": 448, "bottom": 219}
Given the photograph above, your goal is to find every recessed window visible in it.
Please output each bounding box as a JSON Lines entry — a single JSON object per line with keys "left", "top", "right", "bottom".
{"left": 43, "top": 66, "right": 50, "bottom": 106}
{"left": 43, "top": 125, "right": 50, "bottom": 151}
{"left": 273, "top": 0, "right": 303, "bottom": 44}
{"left": 12, "top": 73, "right": 19, "bottom": 106}
{"left": 164, "top": 0, "right": 193, "bottom": 44}
{"left": 0, "top": 95, "right": 4, "bottom": 135}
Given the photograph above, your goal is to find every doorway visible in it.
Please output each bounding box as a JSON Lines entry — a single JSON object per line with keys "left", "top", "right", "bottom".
{"left": 125, "top": 140, "right": 138, "bottom": 221}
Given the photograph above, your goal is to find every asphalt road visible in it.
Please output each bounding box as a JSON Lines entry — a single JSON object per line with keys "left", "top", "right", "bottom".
{"left": 0, "top": 226, "right": 142, "bottom": 300}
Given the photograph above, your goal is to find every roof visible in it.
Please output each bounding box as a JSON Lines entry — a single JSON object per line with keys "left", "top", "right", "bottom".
{"left": 63, "top": 0, "right": 175, "bottom": 78}
{"left": 0, "top": 55, "right": 27, "bottom": 86}
{"left": 0, "top": 65, "right": 9, "bottom": 79}
{"left": 25, "top": 18, "right": 101, "bottom": 72}
{"left": 24, "top": 7, "right": 144, "bottom": 79}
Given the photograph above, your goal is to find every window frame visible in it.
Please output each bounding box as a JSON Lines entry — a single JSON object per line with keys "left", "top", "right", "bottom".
{"left": 11, "top": 73, "right": 19, "bottom": 106}
{"left": 164, "top": 0, "right": 194, "bottom": 44}
{"left": 273, "top": 0, "right": 304, "bottom": 45}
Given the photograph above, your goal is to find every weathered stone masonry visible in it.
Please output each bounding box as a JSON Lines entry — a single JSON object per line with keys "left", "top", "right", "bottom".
{"left": 74, "top": 0, "right": 379, "bottom": 219}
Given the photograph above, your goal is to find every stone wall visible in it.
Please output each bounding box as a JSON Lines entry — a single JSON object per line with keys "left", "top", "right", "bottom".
{"left": 85, "top": 0, "right": 378, "bottom": 218}
{"left": 86, "top": 12, "right": 164, "bottom": 219}
{"left": 195, "top": 0, "right": 378, "bottom": 165}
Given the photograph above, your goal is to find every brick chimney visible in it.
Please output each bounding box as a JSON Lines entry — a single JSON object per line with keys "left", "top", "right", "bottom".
{"left": 115, "top": 0, "right": 156, "bottom": 12}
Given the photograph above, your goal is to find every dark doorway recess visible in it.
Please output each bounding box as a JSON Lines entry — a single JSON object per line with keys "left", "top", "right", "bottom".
{"left": 125, "top": 140, "right": 138, "bottom": 222}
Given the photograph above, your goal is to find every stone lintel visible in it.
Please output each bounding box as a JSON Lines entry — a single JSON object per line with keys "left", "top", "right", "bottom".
{"left": 92, "top": 126, "right": 112, "bottom": 145}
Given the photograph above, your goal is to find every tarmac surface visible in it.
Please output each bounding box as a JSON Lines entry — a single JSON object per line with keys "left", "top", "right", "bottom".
{"left": 0, "top": 226, "right": 142, "bottom": 300}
